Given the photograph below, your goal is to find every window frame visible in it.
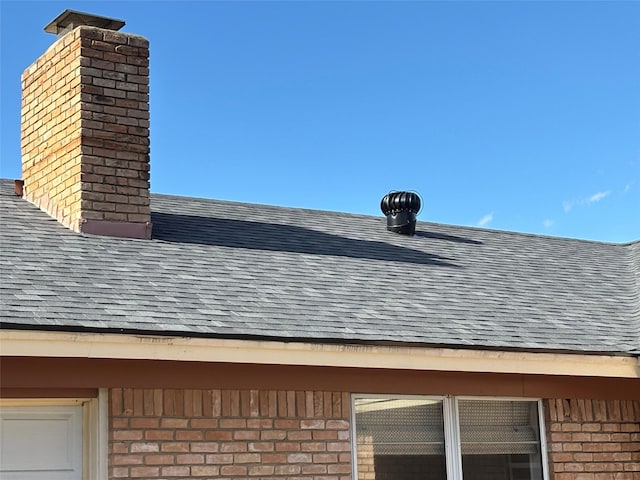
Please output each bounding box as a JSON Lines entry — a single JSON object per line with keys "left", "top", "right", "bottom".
{"left": 351, "top": 394, "right": 549, "bottom": 480}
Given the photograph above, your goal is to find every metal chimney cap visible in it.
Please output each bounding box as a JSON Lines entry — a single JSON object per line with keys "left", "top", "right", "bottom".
{"left": 44, "top": 9, "right": 125, "bottom": 35}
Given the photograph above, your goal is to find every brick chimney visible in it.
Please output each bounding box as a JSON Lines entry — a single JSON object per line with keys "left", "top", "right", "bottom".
{"left": 21, "top": 10, "right": 151, "bottom": 239}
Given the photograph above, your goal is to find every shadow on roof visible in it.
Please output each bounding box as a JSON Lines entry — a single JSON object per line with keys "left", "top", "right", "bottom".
{"left": 152, "top": 212, "right": 460, "bottom": 267}
{"left": 415, "top": 230, "right": 483, "bottom": 245}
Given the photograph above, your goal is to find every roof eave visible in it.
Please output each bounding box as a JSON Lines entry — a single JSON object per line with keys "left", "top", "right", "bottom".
{"left": 1, "top": 328, "right": 638, "bottom": 379}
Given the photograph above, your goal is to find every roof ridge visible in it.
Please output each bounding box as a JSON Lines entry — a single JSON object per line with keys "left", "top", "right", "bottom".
{"left": 150, "top": 189, "right": 637, "bottom": 246}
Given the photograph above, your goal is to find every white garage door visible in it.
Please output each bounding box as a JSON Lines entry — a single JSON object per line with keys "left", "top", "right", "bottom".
{"left": 0, "top": 405, "right": 83, "bottom": 480}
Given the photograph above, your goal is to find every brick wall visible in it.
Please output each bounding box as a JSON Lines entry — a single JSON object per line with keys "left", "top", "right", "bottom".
{"left": 109, "top": 388, "right": 352, "bottom": 479}
{"left": 21, "top": 25, "right": 150, "bottom": 237}
{"left": 546, "top": 399, "right": 640, "bottom": 480}
{"left": 108, "top": 391, "right": 640, "bottom": 480}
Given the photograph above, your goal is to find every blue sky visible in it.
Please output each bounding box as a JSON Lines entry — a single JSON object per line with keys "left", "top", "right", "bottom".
{"left": 1, "top": 1, "right": 638, "bottom": 242}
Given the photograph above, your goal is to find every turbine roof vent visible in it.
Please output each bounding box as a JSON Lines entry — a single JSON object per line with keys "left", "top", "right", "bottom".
{"left": 380, "top": 191, "right": 422, "bottom": 236}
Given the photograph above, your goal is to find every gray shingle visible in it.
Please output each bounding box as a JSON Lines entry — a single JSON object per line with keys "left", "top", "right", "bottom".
{"left": 1, "top": 179, "right": 638, "bottom": 355}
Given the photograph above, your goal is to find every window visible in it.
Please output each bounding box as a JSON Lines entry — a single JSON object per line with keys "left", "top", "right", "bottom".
{"left": 353, "top": 396, "right": 547, "bottom": 480}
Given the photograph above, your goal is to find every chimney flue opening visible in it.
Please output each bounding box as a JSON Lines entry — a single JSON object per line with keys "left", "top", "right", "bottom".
{"left": 380, "top": 191, "right": 421, "bottom": 235}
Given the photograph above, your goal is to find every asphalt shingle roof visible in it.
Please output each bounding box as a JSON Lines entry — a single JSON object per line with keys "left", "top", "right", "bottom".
{"left": 1, "top": 179, "right": 639, "bottom": 355}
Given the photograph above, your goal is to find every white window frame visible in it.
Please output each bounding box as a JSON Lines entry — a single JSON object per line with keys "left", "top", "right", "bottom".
{"left": 0, "top": 389, "right": 108, "bottom": 480}
{"left": 351, "top": 394, "right": 549, "bottom": 480}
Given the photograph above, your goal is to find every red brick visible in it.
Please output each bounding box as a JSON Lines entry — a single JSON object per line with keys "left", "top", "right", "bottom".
{"left": 247, "top": 418, "right": 273, "bottom": 429}
{"left": 314, "top": 453, "right": 339, "bottom": 463}
{"left": 145, "top": 430, "right": 173, "bottom": 440}
{"left": 302, "top": 441, "right": 327, "bottom": 452}
{"left": 112, "top": 454, "right": 143, "bottom": 465}
{"left": 205, "top": 453, "right": 233, "bottom": 464}
{"left": 288, "top": 430, "right": 312, "bottom": 440}
{"left": 249, "top": 465, "right": 275, "bottom": 476}
{"left": 176, "top": 453, "right": 204, "bottom": 464}
{"left": 190, "top": 442, "right": 219, "bottom": 452}
{"left": 262, "top": 453, "right": 288, "bottom": 463}
{"left": 175, "top": 430, "right": 203, "bottom": 441}
{"left": 143, "top": 454, "right": 174, "bottom": 465}
{"left": 327, "top": 441, "right": 350, "bottom": 451}
{"left": 130, "top": 466, "right": 159, "bottom": 477}
{"left": 601, "top": 443, "right": 622, "bottom": 452}
{"left": 564, "top": 443, "right": 584, "bottom": 452}
{"left": 111, "top": 467, "right": 129, "bottom": 478}
{"left": 313, "top": 430, "right": 339, "bottom": 440}
{"left": 248, "top": 441, "right": 274, "bottom": 452}
{"left": 274, "top": 419, "right": 299, "bottom": 429}
{"left": 111, "top": 418, "right": 128, "bottom": 428}
{"left": 301, "top": 419, "right": 325, "bottom": 429}
{"left": 220, "top": 465, "right": 247, "bottom": 476}
{"left": 275, "top": 464, "right": 302, "bottom": 475}
{"left": 130, "top": 442, "right": 159, "bottom": 452}
{"left": 160, "top": 418, "right": 188, "bottom": 428}
{"left": 338, "top": 452, "right": 352, "bottom": 462}
{"left": 553, "top": 433, "right": 573, "bottom": 442}
{"left": 594, "top": 475, "right": 616, "bottom": 480}
{"left": 553, "top": 453, "right": 575, "bottom": 462}
{"left": 621, "top": 423, "right": 640, "bottom": 432}
{"left": 161, "top": 466, "right": 190, "bottom": 476}
{"left": 190, "top": 418, "right": 218, "bottom": 429}
{"left": 584, "top": 423, "right": 603, "bottom": 432}
{"left": 261, "top": 430, "right": 286, "bottom": 440}
{"left": 111, "top": 442, "right": 128, "bottom": 454}
{"left": 160, "top": 442, "right": 189, "bottom": 452}
{"left": 288, "top": 453, "right": 313, "bottom": 463}
{"left": 219, "top": 418, "right": 246, "bottom": 429}
{"left": 326, "top": 419, "right": 350, "bottom": 429}
{"left": 234, "top": 430, "right": 260, "bottom": 440}
{"left": 112, "top": 430, "right": 143, "bottom": 440}
{"left": 191, "top": 465, "right": 220, "bottom": 476}
{"left": 204, "top": 430, "right": 232, "bottom": 441}
{"left": 574, "top": 453, "right": 595, "bottom": 462}
{"left": 276, "top": 441, "right": 301, "bottom": 452}
{"left": 302, "top": 464, "right": 328, "bottom": 474}
{"left": 329, "top": 464, "right": 353, "bottom": 474}
{"left": 233, "top": 453, "right": 261, "bottom": 463}
{"left": 562, "top": 423, "right": 583, "bottom": 432}
{"left": 220, "top": 442, "right": 247, "bottom": 453}
{"left": 603, "top": 424, "right": 621, "bottom": 432}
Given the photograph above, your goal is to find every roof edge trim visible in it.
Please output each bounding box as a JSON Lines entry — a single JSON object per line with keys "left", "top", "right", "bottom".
{"left": 1, "top": 330, "right": 638, "bottom": 379}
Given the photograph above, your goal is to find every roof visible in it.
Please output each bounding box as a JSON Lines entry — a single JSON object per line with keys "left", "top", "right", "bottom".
{"left": 1, "top": 178, "right": 639, "bottom": 356}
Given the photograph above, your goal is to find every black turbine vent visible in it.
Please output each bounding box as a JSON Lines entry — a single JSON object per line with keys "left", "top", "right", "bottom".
{"left": 380, "top": 191, "right": 422, "bottom": 235}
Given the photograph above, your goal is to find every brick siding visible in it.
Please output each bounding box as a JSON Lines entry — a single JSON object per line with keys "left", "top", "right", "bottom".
{"left": 21, "top": 26, "right": 150, "bottom": 234}
{"left": 108, "top": 390, "right": 639, "bottom": 480}
{"left": 109, "top": 388, "right": 352, "bottom": 479}
{"left": 546, "top": 399, "right": 640, "bottom": 480}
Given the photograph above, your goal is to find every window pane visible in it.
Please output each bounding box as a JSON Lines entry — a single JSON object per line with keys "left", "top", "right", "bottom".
{"left": 459, "top": 400, "right": 543, "bottom": 480}
{"left": 355, "top": 398, "right": 447, "bottom": 480}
